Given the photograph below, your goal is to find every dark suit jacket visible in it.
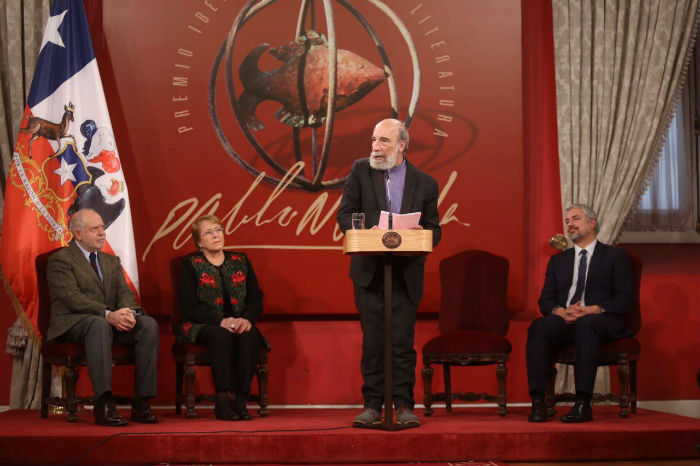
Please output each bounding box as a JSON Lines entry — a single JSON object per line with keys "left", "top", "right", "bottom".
{"left": 337, "top": 158, "right": 441, "bottom": 304}
{"left": 46, "top": 240, "right": 138, "bottom": 341}
{"left": 538, "top": 241, "right": 633, "bottom": 319}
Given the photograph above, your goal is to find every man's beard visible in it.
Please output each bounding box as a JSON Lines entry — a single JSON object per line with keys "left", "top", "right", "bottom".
{"left": 369, "top": 150, "right": 398, "bottom": 170}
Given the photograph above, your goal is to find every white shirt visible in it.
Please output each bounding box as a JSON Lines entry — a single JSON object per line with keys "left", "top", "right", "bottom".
{"left": 565, "top": 239, "right": 597, "bottom": 307}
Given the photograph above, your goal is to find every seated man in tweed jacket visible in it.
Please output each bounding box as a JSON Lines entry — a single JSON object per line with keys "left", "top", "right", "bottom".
{"left": 47, "top": 208, "right": 159, "bottom": 426}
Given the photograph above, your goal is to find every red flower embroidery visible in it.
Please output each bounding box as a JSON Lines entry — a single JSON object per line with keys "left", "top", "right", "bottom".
{"left": 231, "top": 271, "right": 246, "bottom": 285}
{"left": 200, "top": 273, "right": 216, "bottom": 287}
{"left": 182, "top": 321, "right": 193, "bottom": 334}
{"left": 231, "top": 298, "right": 239, "bottom": 306}
{"left": 230, "top": 254, "right": 242, "bottom": 262}
{"left": 192, "top": 257, "right": 204, "bottom": 264}
{"left": 214, "top": 297, "right": 224, "bottom": 306}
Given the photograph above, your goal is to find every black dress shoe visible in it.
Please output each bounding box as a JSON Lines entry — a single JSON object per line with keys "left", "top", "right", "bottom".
{"left": 233, "top": 397, "right": 252, "bottom": 421}
{"left": 528, "top": 400, "right": 548, "bottom": 422}
{"left": 215, "top": 395, "right": 239, "bottom": 421}
{"left": 561, "top": 401, "right": 593, "bottom": 423}
{"left": 95, "top": 400, "right": 129, "bottom": 426}
{"left": 131, "top": 406, "right": 158, "bottom": 423}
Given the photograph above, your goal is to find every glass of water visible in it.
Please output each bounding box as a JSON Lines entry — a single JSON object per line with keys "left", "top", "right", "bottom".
{"left": 351, "top": 212, "right": 365, "bottom": 229}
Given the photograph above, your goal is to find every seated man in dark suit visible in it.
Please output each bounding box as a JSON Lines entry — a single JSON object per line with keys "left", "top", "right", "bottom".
{"left": 526, "top": 204, "right": 633, "bottom": 423}
{"left": 46, "top": 208, "right": 159, "bottom": 426}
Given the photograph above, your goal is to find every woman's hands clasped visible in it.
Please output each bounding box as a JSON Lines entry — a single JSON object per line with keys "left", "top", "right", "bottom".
{"left": 220, "top": 316, "right": 252, "bottom": 334}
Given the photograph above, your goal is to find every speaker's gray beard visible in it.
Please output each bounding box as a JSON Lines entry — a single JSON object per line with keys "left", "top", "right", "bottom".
{"left": 369, "top": 151, "right": 397, "bottom": 171}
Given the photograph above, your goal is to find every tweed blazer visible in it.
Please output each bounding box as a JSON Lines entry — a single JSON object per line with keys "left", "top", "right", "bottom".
{"left": 46, "top": 240, "right": 138, "bottom": 341}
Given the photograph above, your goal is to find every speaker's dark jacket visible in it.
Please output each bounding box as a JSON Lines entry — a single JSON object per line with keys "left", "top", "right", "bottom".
{"left": 337, "top": 158, "right": 441, "bottom": 304}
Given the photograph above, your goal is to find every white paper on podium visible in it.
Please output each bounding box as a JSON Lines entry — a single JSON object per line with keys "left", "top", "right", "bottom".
{"left": 378, "top": 211, "right": 422, "bottom": 230}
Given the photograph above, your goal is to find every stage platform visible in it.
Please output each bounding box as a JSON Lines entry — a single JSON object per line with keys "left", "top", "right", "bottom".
{"left": 0, "top": 406, "right": 697, "bottom": 465}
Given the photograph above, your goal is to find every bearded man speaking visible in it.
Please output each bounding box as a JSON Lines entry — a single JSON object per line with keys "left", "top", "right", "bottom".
{"left": 337, "top": 118, "right": 441, "bottom": 427}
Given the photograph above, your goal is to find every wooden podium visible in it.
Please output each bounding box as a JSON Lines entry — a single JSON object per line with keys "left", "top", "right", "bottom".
{"left": 343, "top": 229, "right": 433, "bottom": 430}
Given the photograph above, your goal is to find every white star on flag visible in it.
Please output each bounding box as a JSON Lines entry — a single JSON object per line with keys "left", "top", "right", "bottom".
{"left": 53, "top": 157, "right": 77, "bottom": 186}
{"left": 40, "top": 9, "right": 68, "bottom": 51}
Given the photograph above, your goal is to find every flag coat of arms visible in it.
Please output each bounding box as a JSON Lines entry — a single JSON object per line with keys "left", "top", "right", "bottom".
{"left": 0, "top": 0, "right": 139, "bottom": 342}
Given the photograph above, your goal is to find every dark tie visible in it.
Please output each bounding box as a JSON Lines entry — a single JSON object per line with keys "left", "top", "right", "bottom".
{"left": 570, "top": 249, "right": 587, "bottom": 305}
{"left": 89, "top": 252, "right": 101, "bottom": 280}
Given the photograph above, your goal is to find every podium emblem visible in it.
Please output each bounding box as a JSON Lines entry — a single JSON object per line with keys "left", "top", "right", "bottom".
{"left": 381, "top": 231, "right": 402, "bottom": 249}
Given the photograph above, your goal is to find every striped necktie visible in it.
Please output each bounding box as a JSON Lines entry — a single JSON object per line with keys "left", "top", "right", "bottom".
{"left": 570, "top": 249, "right": 587, "bottom": 305}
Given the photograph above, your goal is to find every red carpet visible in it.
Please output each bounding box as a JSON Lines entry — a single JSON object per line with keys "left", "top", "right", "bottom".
{"left": 0, "top": 406, "right": 697, "bottom": 465}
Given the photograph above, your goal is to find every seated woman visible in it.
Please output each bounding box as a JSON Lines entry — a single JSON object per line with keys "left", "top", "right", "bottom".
{"left": 176, "top": 215, "right": 264, "bottom": 420}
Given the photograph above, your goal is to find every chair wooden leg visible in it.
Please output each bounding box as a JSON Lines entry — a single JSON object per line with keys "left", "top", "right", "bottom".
{"left": 41, "top": 361, "right": 51, "bottom": 418}
{"left": 175, "top": 362, "right": 183, "bottom": 415}
{"left": 421, "top": 364, "right": 434, "bottom": 416}
{"left": 184, "top": 362, "right": 197, "bottom": 418}
{"left": 617, "top": 362, "right": 631, "bottom": 418}
{"left": 545, "top": 365, "right": 557, "bottom": 418}
{"left": 630, "top": 361, "right": 637, "bottom": 414}
{"left": 257, "top": 353, "right": 269, "bottom": 417}
{"left": 64, "top": 362, "right": 79, "bottom": 423}
{"left": 443, "top": 364, "right": 452, "bottom": 413}
{"left": 496, "top": 361, "right": 507, "bottom": 417}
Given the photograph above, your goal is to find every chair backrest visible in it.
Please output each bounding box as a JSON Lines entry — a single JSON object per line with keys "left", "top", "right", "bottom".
{"left": 169, "top": 254, "right": 187, "bottom": 334}
{"left": 624, "top": 253, "right": 643, "bottom": 335}
{"left": 35, "top": 248, "right": 63, "bottom": 338}
{"left": 438, "top": 250, "right": 510, "bottom": 336}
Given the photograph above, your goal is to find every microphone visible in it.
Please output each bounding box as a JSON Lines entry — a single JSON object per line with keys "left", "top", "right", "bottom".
{"left": 385, "top": 170, "right": 393, "bottom": 230}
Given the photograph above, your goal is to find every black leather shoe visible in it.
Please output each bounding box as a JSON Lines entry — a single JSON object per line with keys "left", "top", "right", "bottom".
{"left": 131, "top": 406, "right": 158, "bottom": 423}
{"left": 528, "top": 400, "right": 548, "bottom": 422}
{"left": 215, "top": 395, "right": 239, "bottom": 421}
{"left": 95, "top": 400, "right": 129, "bottom": 426}
{"left": 561, "top": 401, "right": 593, "bottom": 423}
{"left": 234, "top": 397, "right": 252, "bottom": 421}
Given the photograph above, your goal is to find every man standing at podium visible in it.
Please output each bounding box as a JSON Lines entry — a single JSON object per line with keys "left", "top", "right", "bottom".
{"left": 337, "top": 118, "right": 441, "bottom": 427}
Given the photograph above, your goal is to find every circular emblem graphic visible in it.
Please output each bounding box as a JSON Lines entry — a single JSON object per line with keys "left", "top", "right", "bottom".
{"left": 208, "top": 0, "right": 420, "bottom": 192}
{"left": 381, "top": 231, "right": 402, "bottom": 249}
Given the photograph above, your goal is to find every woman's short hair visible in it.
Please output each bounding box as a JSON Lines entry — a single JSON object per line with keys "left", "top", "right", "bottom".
{"left": 191, "top": 215, "right": 223, "bottom": 248}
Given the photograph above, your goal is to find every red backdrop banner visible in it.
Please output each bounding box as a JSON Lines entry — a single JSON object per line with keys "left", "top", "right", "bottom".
{"left": 94, "top": 0, "right": 523, "bottom": 316}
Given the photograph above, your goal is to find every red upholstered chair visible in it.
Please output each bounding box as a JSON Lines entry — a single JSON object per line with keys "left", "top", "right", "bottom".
{"left": 170, "top": 255, "right": 270, "bottom": 418}
{"left": 422, "top": 250, "right": 511, "bottom": 416}
{"left": 37, "top": 248, "right": 135, "bottom": 422}
{"left": 547, "top": 254, "right": 642, "bottom": 418}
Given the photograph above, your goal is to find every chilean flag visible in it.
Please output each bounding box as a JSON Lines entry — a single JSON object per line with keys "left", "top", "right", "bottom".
{"left": 0, "top": 0, "right": 139, "bottom": 341}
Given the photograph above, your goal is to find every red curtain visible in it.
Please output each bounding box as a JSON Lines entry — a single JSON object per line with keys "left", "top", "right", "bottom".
{"left": 521, "top": 0, "right": 563, "bottom": 316}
